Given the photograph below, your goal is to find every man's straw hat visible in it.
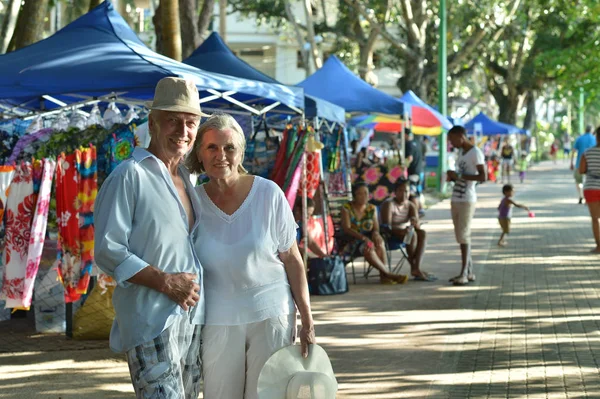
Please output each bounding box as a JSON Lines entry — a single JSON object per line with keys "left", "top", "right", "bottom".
{"left": 146, "top": 77, "right": 210, "bottom": 117}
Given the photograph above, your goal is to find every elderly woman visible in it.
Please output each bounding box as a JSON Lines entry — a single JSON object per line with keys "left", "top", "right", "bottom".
{"left": 186, "top": 113, "right": 315, "bottom": 398}
{"left": 341, "top": 182, "right": 408, "bottom": 284}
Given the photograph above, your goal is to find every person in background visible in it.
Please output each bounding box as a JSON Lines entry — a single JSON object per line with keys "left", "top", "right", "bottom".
{"left": 94, "top": 77, "right": 205, "bottom": 398}
{"left": 355, "top": 147, "right": 371, "bottom": 169}
{"left": 497, "top": 184, "right": 530, "bottom": 247}
{"left": 341, "top": 183, "right": 409, "bottom": 284}
{"left": 446, "top": 126, "right": 486, "bottom": 286}
{"left": 187, "top": 113, "right": 315, "bottom": 398}
{"left": 563, "top": 133, "right": 572, "bottom": 162}
{"left": 550, "top": 139, "right": 559, "bottom": 164}
{"left": 578, "top": 126, "right": 600, "bottom": 253}
{"left": 500, "top": 137, "right": 515, "bottom": 183}
{"left": 293, "top": 197, "right": 332, "bottom": 259}
{"left": 404, "top": 129, "right": 425, "bottom": 216}
{"left": 572, "top": 125, "right": 597, "bottom": 205}
{"left": 381, "top": 179, "right": 435, "bottom": 281}
{"left": 518, "top": 153, "right": 529, "bottom": 183}
{"left": 372, "top": 148, "right": 385, "bottom": 165}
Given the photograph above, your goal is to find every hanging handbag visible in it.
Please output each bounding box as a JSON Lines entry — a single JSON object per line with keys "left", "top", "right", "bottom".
{"left": 308, "top": 255, "right": 348, "bottom": 295}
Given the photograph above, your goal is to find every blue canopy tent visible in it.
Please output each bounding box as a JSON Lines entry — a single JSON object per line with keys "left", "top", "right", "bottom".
{"left": 0, "top": 2, "right": 304, "bottom": 119}
{"left": 297, "top": 56, "right": 406, "bottom": 116}
{"left": 183, "top": 32, "right": 345, "bottom": 124}
{"left": 464, "top": 112, "right": 529, "bottom": 136}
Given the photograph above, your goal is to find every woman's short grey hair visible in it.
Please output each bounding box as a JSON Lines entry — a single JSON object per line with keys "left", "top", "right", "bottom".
{"left": 186, "top": 112, "right": 248, "bottom": 175}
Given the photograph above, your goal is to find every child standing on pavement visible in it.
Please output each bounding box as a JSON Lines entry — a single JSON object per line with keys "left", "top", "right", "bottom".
{"left": 498, "top": 184, "right": 530, "bottom": 247}
{"left": 518, "top": 153, "right": 529, "bottom": 183}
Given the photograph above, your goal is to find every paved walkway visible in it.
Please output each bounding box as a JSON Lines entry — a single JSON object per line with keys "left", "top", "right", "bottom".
{"left": 313, "top": 161, "right": 600, "bottom": 398}
{"left": 1, "top": 161, "right": 599, "bottom": 399}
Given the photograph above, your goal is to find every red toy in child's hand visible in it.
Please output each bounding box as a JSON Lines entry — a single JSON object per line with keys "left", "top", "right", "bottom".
{"left": 528, "top": 211, "right": 535, "bottom": 218}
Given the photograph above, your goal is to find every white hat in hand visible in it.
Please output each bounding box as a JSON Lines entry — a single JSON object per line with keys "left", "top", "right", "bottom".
{"left": 258, "top": 344, "right": 337, "bottom": 399}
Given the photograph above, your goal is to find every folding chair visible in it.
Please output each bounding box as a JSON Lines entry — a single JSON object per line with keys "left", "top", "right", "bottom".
{"left": 380, "top": 224, "right": 411, "bottom": 275}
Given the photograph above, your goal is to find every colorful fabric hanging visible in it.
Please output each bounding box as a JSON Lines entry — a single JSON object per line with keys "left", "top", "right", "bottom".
{"left": 285, "top": 156, "right": 304, "bottom": 209}
{"left": 21, "top": 159, "right": 55, "bottom": 308}
{"left": 97, "top": 119, "right": 142, "bottom": 185}
{"left": 0, "top": 129, "right": 20, "bottom": 165}
{"left": 55, "top": 146, "right": 98, "bottom": 303}
{"left": 301, "top": 151, "right": 321, "bottom": 199}
{"left": 270, "top": 126, "right": 290, "bottom": 182}
{"left": 0, "top": 160, "right": 55, "bottom": 309}
{"left": 0, "top": 165, "right": 15, "bottom": 224}
{"left": 1, "top": 163, "right": 35, "bottom": 307}
{"left": 283, "top": 127, "right": 309, "bottom": 191}
{"left": 272, "top": 125, "right": 297, "bottom": 188}
{"left": 7, "top": 128, "right": 54, "bottom": 165}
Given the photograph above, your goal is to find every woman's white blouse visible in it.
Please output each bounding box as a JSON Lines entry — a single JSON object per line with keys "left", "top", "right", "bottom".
{"left": 195, "top": 176, "right": 297, "bottom": 325}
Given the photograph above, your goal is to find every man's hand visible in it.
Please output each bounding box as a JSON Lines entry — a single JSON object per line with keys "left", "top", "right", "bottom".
{"left": 162, "top": 273, "right": 200, "bottom": 311}
{"left": 299, "top": 324, "right": 316, "bottom": 358}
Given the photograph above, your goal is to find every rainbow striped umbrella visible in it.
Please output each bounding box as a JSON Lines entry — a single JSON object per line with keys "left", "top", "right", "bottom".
{"left": 348, "top": 91, "right": 453, "bottom": 136}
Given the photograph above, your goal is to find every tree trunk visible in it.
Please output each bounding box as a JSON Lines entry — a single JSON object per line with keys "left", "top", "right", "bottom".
{"left": 522, "top": 90, "right": 536, "bottom": 131}
{"left": 197, "top": 0, "right": 216, "bottom": 41}
{"left": 219, "top": 0, "right": 227, "bottom": 42}
{"left": 283, "top": 0, "right": 309, "bottom": 77}
{"left": 153, "top": 5, "right": 164, "bottom": 55}
{"left": 0, "top": 0, "right": 21, "bottom": 53}
{"left": 89, "top": 0, "right": 103, "bottom": 11}
{"left": 7, "top": 0, "right": 50, "bottom": 52}
{"left": 397, "top": 61, "right": 427, "bottom": 98}
{"left": 358, "top": 30, "right": 379, "bottom": 86}
{"left": 160, "top": 0, "right": 182, "bottom": 60}
{"left": 180, "top": 0, "right": 200, "bottom": 59}
{"left": 303, "top": 0, "right": 322, "bottom": 70}
{"left": 496, "top": 93, "right": 521, "bottom": 125}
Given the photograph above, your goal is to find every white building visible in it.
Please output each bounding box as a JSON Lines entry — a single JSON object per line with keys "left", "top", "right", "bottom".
{"left": 213, "top": 1, "right": 402, "bottom": 96}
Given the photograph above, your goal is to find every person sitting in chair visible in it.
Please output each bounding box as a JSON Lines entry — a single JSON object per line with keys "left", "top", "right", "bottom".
{"left": 340, "top": 183, "right": 408, "bottom": 284}
{"left": 381, "top": 179, "right": 436, "bottom": 281}
{"left": 293, "top": 198, "right": 333, "bottom": 259}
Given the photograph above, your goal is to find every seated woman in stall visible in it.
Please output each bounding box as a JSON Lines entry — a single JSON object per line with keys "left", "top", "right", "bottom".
{"left": 381, "top": 179, "right": 436, "bottom": 281}
{"left": 293, "top": 198, "right": 334, "bottom": 260}
{"left": 340, "top": 183, "right": 408, "bottom": 284}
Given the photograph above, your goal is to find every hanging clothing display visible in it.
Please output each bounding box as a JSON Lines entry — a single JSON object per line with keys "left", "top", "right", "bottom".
{"left": 0, "top": 129, "right": 20, "bottom": 165}
{"left": 6, "top": 128, "right": 54, "bottom": 165}
{"left": 0, "top": 160, "right": 55, "bottom": 309}
{"left": 21, "top": 159, "right": 55, "bottom": 308}
{"left": 97, "top": 118, "right": 143, "bottom": 186}
{"left": 0, "top": 165, "right": 15, "bottom": 224}
{"left": 302, "top": 152, "right": 321, "bottom": 199}
{"left": 55, "top": 146, "right": 98, "bottom": 303}
{"left": 1, "top": 163, "right": 35, "bottom": 307}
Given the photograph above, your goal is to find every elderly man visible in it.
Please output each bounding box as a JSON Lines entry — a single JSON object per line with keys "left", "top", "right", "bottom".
{"left": 94, "top": 77, "right": 207, "bottom": 398}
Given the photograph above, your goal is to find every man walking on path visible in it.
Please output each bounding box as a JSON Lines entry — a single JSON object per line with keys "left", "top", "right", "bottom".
{"left": 94, "top": 77, "right": 206, "bottom": 398}
{"left": 446, "top": 126, "right": 486, "bottom": 286}
{"left": 571, "top": 125, "right": 597, "bottom": 204}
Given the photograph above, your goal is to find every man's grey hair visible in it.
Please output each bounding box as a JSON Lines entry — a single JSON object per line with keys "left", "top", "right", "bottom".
{"left": 185, "top": 112, "right": 248, "bottom": 175}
